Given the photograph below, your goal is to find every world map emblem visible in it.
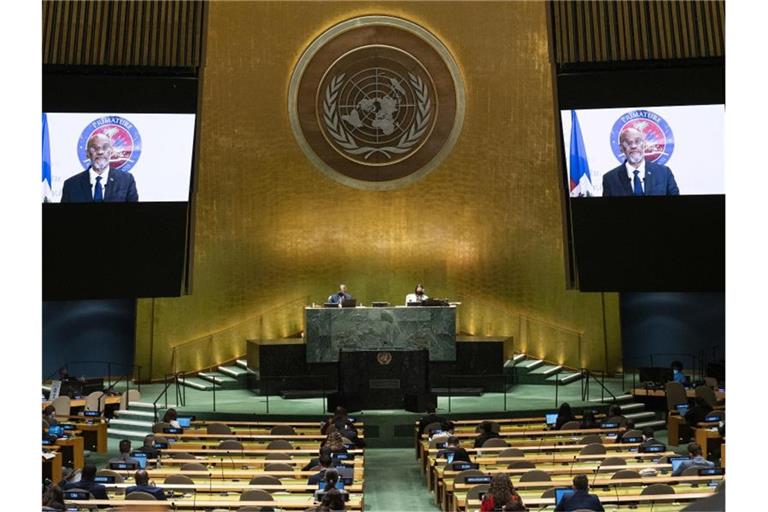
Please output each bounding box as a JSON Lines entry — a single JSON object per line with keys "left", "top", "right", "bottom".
{"left": 289, "top": 16, "right": 465, "bottom": 190}
{"left": 77, "top": 116, "right": 142, "bottom": 172}
{"left": 610, "top": 109, "right": 674, "bottom": 166}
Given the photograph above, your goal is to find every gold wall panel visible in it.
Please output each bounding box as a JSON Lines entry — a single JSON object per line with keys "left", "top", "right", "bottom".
{"left": 135, "top": 1, "right": 621, "bottom": 380}
{"left": 42, "top": 0, "right": 205, "bottom": 68}
{"left": 549, "top": 1, "right": 724, "bottom": 65}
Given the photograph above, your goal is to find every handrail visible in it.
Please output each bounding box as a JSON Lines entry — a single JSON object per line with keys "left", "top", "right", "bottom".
{"left": 152, "top": 372, "right": 186, "bottom": 423}
{"left": 581, "top": 368, "right": 616, "bottom": 403}
{"left": 166, "top": 296, "right": 311, "bottom": 377}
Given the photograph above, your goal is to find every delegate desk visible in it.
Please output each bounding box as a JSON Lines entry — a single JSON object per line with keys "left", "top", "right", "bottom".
{"left": 68, "top": 497, "right": 364, "bottom": 510}
{"left": 304, "top": 305, "right": 456, "bottom": 362}
{"left": 460, "top": 492, "right": 716, "bottom": 512}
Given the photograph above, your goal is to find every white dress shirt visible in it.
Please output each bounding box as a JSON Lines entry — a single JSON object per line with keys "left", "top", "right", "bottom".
{"left": 624, "top": 160, "right": 646, "bottom": 194}
{"left": 89, "top": 167, "right": 110, "bottom": 199}
{"left": 405, "top": 293, "right": 429, "bottom": 305}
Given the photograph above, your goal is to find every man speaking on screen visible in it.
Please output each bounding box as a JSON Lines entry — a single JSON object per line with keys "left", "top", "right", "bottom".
{"left": 61, "top": 133, "right": 139, "bottom": 203}
{"left": 602, "top": 127, "right": 679, "bottom": 197}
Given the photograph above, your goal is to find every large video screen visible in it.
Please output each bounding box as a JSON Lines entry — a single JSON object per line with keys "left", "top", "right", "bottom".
{"left": 43, "top": 112, "right": 196, "bottom": 203}
{"left": 560, "top": 105, "right": 724, "bottom": 198}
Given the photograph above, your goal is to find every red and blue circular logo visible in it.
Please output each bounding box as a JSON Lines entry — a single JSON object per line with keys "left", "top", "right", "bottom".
{"left": 610, "top": 109, "right": 674, "bottom": 165}
{"left": 77, "top": 116, "right": 142, "bottom": 172}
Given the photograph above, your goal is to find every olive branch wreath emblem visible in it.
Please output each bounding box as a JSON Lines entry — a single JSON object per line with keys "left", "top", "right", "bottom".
{"left": 323, "top": 72, "right": 432, "bottom": 160}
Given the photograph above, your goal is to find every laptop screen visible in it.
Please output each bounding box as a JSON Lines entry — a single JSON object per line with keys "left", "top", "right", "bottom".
{"left": 130, "top": 452, "right": 148, "bottom": 469}
{"left": 545, "top": 413, "right": 558, "bottom": 425}
{"left": 555, "top": 488, "right": 575, "bottom": 505}
{"left": 704, "top": 414, "right": 720, "bottom": 422}
{"left": 601, "top": 422, "right": 619, "bottom": 429}
{"left": 317, "top": 480, "right": 345, "bottom": 490}
{"left": 48, "top": 426, "right": 64, "bottom": 438}
{"left": 670, "top": 457, "right": 690, "bottom": 473}
{"left": 177, "top": 417, "right": 192, "bottom": 428}
{"left": 446, "top": 452, "right": 455, "bottom": 464}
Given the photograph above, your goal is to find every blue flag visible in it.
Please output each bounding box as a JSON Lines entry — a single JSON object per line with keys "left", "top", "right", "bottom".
{"left": 568, "top": 110, "right": 593, "bottom": 197}
{"left": 42, "top": 113, "right": 53, "bottom": 202}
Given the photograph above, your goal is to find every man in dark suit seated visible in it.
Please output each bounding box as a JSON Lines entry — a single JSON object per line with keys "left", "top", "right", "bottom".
{"left": 137, "top": 434, "right": 159, "bottom": 459}
{"left": 473, "top": 421, "right": 500, "bottom": 448}
{"left": 555, "top": 474, "right": 605, "bottom": 511}
{"left": 602, "top": 127, "right": 679, "bottom": 197}
{"left": 418, "top": 407, "right": 447, "bottom": 436}
{"left": 61, "top": 133, "right": 139, "bottom": 203}
{"left": 638, "top": 427, "right": 666, "bottom": 452}
{"left": 125, "top": 469, "right": 166, "bottom": 500}
{"left": 108, "top": 439, "right": 141, "bottom": 467}
{"left": 307, "top": 454, "right": 334, "bottom": 486}
{"left": 436, "top": 436, "right": 471, "bottom": 463}
{"left": 62, "top": 464, "right": 108, "bottom": 500}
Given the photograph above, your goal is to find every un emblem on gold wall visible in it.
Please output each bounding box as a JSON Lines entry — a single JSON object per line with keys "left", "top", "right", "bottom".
{"left": 289, "top": 16, "right": 465, "bottom": 190}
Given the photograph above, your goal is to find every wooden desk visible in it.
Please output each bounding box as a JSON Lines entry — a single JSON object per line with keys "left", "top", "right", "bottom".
{"left": 42, "top": 395, "right": 122, "bottom": 409}
{"left": 55, "top": 436, "right": 84, "bottom": 469}
{"left": 460, "top": 492, "right": 715, "bottom": 512}
{"left": 694, "top": 427, "right": 723, "bottom": 459}
{"left": 76, "top": 421, "right": 108, "bottom": 452}
{"left": 632, "top": 388, "right": 725, "bottom": 401}
{"left": 667, "top": 414, "right": 685, "bottom": 446}
{"left": 42, "top": 450, "right": 62, "bottom": 484}
{"left": 68, "top": 497, "right": 364, "bottom": 510}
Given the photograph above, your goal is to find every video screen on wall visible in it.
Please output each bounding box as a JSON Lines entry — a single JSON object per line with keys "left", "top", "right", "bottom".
{"left": 42, "top": 113, "right": 196, "bottom": 203}
{"left": 43, "top": 72, "right": 199, "bottom": 301}
{"left": 560, "top": 104, "right": 724, "bottom": 198}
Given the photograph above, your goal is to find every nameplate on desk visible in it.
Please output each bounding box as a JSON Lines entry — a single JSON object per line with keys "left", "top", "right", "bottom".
{"left": 369, "top": 379, "right": 400, "bottom": 389}
{"left": 163, "top": 427, "right": 183, "bottom": 434}
{"left": 83, "top": 410, "right": 101, "bottom": 417}
{"left": 465, "top": 475, "right": 492, "bottom": 484}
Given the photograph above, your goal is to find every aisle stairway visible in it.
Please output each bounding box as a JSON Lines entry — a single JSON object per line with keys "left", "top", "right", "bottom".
{"left": 180, "top": 359, "right": 256, "bottom": 392}
{"left": 505, "top": 354, "right": 584, "bottom": 386}
{"left": 108, "top": 401, "right": 165, "bottom": 442}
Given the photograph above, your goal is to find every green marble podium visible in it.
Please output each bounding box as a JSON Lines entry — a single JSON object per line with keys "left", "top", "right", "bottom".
{"left": 304, "top": 306, "right": 457, "bottom": 363}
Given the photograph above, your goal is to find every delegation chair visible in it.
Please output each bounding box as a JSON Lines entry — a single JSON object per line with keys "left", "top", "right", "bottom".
{"left": 180, "top": 462, "right": 208, "bottom": 471}
{"left": 641, "top": 483, "right": 675, "bottom": 495}
{"left": 269, "top": 425, "right": 296, "bottom": 436}
{"left": 126, "top": 491, "right": 157, "bottom": 500}
{"left": 579, "top": 443, "right": 607, "bottom": 456}
{"left": 266, "top": 439, "right": 293, "bottom": 450}
{"left": 519, "top": 470, "right": 551, "bottom": 482}
{"left": 665, "top": 382, "right": 688, "bottom": 412}
{"left": 602, "top": 457, "right": 627, "bottom": 467}
{"left": 467, "top": 483, "right": 490, "bottom": 500}
{"left": 218, "top": 439, "right": 244, "bottom": 450}
{"left": 611, "top": 469, "right": 641, "bottom": 480}
{"left": 164, "top": 474, "right": 195, "bottom": 485}
{"left": 95, "top": 469, "right": 124, "bottom": 483}
{"left": 84, "top": 391, "right": 106, "bottom": 413}
{"left": 507, "top": 460, "right": 536, "bottom": 469}
{"left": 561, "top": 420, "right": 582, "bottom": 430}
{"left": 265, "top": 451, "right": 292, "bottom": 461}
{"left": 207, "top": 422, "right": 232, "bottom": 435}
{"left": 52, "top": 395, "right": 71, "bottom": 417}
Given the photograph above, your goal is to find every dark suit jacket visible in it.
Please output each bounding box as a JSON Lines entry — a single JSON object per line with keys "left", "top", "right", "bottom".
{"left": 474, "top": 432, "right": 500, "bottom": 448}
{"left": 602, "top": 161, "right": 679, "bottom": 197}
{"left": 125, "top": 484, "right": 166, "bottom": 500}
{"left": 61, "top": 168, "right": 139, "bottom": 203}
{"left": 307, "top": 468, "right": 329, "bottom": 486}
{"left": 62, "top": 479, "right": 108, "bottom": 500}
{"left": 555, "top": 490, "right": 605, "bottom": 511}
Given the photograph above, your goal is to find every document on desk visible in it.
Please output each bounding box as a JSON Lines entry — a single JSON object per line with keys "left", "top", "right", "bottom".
{"left": 42, "top": 452, "right": 56, "bottom": 460}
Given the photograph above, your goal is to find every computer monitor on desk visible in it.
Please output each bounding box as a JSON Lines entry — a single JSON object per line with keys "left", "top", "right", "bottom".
{"left": 341, "top": 299, "right": 356, "bottom": 308}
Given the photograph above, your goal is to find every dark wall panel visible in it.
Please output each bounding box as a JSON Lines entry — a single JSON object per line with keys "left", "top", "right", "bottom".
{"left": 43, "top": 299, "right": 137, "bottom": 379}
{"left": 620, "top": 292, "right": 724, "bottom": 376}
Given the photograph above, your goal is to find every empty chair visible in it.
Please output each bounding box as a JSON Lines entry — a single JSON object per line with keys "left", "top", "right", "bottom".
{"left": 423, "top": 421, "right": 443, "bottom": 434}
{"left": 249, "top": 475, "right": 283, "bottom": 488}
{"left": 665, "top": 382, "right": 688, "bottom": 411}
{"left": 623, "top": 429, "right": 642, "bottom": 439}
{"left": 170, "top": 451, "right": 195, "bottom": 460}
{"left": 467, "top": 484, "right": 490, "bottom": 500}
{"left": 641, "top": 483, "right": 675, "bottom": 495}
{"left": 579, "top": 434, "right": 602, "bottom": 445}
{"left": 180, "top": 463, "right": 208, "bottom": 471}
{"left": 95, "top": 469, "right": 124, "bottom": 483}
{"left": 240, "top": 489, "right": 274, "bottom": 502}
{"left": 153, "top": 436, "right": 169, "bottom": 446}
{"left": 119, "top": 389, "right": 141, "bottom": 410}
{"left": 704, "top": 377, "right": 718, "bottom": 389}
{"left": 482, "top": 438, "right": 509, "bottom": 448}
{"left": 611, "top": 469, "right": 641, "bottom": 480}
{"left": 84, "top": 391, "right": 106, "bottom": 412}
{"left": 602, "top": 457, "right": 627, "bottom": 467}
{"left": 126, "top": 491, "right": 157, "bottom": 500}
{"left": 561, "top": 420, "right": 582, "bottom": 430}
{"left": 207, "top": 422, "right": 232, "bottom": 435}
{"left": 498, "top": 448, "right": 525, "bottom": 458}
{"left": 695, "top": 385, "right": 720, "bottom": 408}
{"left": 152, "top": 422, "right": 172, "bottom": 433}
{"left": 269, "top": 425, "right": 296, "bottom": 436}
{"left": 540, "top": 487, "right": 558, "bottom": 498}
{"left": 219, "top": 439, "right": 244, "bottom": 450}
{"left": 520, "top": 470, "right": 552, "bottom": 482}
{"left": 507, "top": 460, "right": 536, "bottom": 469}
{"left": 266, "top": 439, "right": 293, "bottom": 450}
{"left": 51, "top": 395, "right": 71, "bottom": 417}
{"left": 265, "top": 452, "right": 292, "bottom": 461}
{"left": 454, "top": 469, "right": 484, "bottom": 483}
{"left": 579, "top": 443, "right": 607, "bottom": 456}
{"left": 164, "top": 474, "right": 195, "bottom": 485}
{"left": 264, "top": 462, "right": 294, "bottom": 472}
{"left": 682, "top": 466, "right": 705, "bottom": 476}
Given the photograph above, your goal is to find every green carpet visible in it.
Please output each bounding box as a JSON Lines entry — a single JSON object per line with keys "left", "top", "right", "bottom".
{"left": 362, "top": 449, "right": 439, "bottom": 511}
